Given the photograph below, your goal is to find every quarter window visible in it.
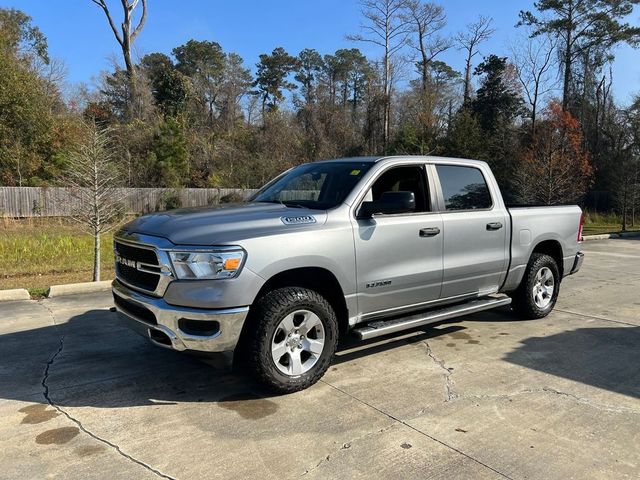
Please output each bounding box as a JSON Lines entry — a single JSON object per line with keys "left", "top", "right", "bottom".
{"left": 436, "top": 165, "right": 492, "bottom": 211}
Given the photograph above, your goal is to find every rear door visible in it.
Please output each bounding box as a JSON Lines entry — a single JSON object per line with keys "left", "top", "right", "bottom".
{"left": 352, "top": 164, "right": 443, "bottom": 318}
{"left": 434, "top": 164, "right": 508, "bottom": 298}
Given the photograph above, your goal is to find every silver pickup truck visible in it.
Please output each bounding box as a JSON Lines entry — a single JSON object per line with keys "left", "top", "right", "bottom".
{"left": 112, "top": 156, "right": 584, "bottom": 392}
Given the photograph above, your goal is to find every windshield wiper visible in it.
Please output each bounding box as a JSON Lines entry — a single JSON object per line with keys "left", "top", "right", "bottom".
{"left": 282, "top": 202, "right": 306, "bottom": 209}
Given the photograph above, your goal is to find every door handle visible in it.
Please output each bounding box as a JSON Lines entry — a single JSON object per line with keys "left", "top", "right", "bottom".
{"left": 419, "top": 227, "right": 440, "bottom": 237}
{"left": 486, "top": 222, "right": 503, "bottom": 231}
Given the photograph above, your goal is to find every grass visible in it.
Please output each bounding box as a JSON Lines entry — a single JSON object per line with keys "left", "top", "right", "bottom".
{"left": 0, "top": 211, "right": 637, "bottom": 293}
{"left": 0, "top": 217, "right": 120, "bottom": 291}
{"left": 582, "top": 210, "right": 640, "bottom": 236}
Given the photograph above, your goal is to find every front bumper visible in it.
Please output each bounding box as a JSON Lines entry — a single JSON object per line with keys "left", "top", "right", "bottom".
{"left": 569, "top": 251, "right": 585, "bottom": 275}
{"left": 112, "top": 280, "right": 249, "bottom": 353}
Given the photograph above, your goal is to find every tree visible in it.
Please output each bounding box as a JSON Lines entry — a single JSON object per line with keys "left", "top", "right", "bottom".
{"left": 140, "top": 53, "right": 190, "bottom": 117}
{"left": 173, "top": 40, "right": 225, "bottom": 123}
{"left": 64, "top": 126, "right": 125, "bottom": 281}
{"left": 90, "top": 0, "right": 148, "bottom": 117}
{"left": 218, "top": 53, "right": 252, "bottom": 130}
{"left": 0, "top": 8, "right": 48, "bottom": 62}
{"left": 511, "top": 31, "right": 557, "bottom": 134}
{"left": 456, "top": 16, "right": 495, "bottom": 103}
{"left": 151, "top": 117, "right": 189, "bottom": 187}
{"left": 514, "top": 102, "right": 594, "bottom": 205}
{"left": 0, "top": 9, "right": 71, "bottom": 186}
{"left": 519, "top": 0, "right": 640, "bottom": 111}
{"left": 295, "top": 48, "right": 325, "bottom": 106}
{"left": 349, "top": 0, "right": 411, "bottom": 153}
{"left": 472, "top": 55, "right": 523, "bottom": 133}
{"left": 334, "top": 48, "right": 371, "bottom": 113}
{"left": 444, "top": 108, "right": 484, "bottom": 160}
{"left": 403, "top": 0, "right": 450, "bottom": 93}
{"left": 253, "top": 47, "right": 299, "bottom": 117}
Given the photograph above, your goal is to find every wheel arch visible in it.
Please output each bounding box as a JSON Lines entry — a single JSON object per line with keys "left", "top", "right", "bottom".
{"left": 249, "top": 267, "right": 349, "bottom": 336}
{"left": 531, "top": 240, "right": 564, "bottom": 277}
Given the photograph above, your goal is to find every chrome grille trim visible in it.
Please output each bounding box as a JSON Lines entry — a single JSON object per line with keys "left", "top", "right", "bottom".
{"left": 113, "top": 233, "right": 175, "bottom": 297}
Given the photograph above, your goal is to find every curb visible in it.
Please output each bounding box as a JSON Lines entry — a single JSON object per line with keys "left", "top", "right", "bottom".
{"left": 582, "top": 231, "right": 640, "bottom": 241}
{"left": 0, "top": 289, "right": 31, "bottom": 302}
{"left": 47, "top": 280, "right": 113, "bottom": 298}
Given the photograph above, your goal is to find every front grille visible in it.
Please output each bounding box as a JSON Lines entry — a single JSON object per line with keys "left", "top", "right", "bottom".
{"left": 116, "top": 263, "right": 160, "bottom": 291}
{"left": 113, "top": 293, "right": 157, "bottom": 325}
{"left": 114, "top": 241, "right": 158, "bottom": 265}
{"left": 114, "top": 240, "right": 161, "bottom": 292}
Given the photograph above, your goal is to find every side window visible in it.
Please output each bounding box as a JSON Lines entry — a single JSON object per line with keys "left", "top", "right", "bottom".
{"left": 436, "top": 165, "right": 492, "bottom": 211}
{"left": 365, "top": 166, "right": 429, "bottom": 212}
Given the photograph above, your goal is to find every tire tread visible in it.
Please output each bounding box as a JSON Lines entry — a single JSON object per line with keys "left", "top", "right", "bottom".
{"left": 244, "top": 287, "right": 338, "bottom": 393}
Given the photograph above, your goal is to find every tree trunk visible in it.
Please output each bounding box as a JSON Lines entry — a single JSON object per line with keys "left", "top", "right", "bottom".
{"left": 561, "top": 6, "right": 573, "bottom": 111}
{"left": 93, "top": 230, "right": 101, "bottom": 282}
{"left": 418, "top": 25, "right": 428, "bottom": 93}
{"left": 621, "top": 189, "right": 627, "bottom": 232}
{"left": 463, "top": 50, "right": 472, "bottom": 103}
{"left": 383, "top": 50, "right": 390, "bottom": 154}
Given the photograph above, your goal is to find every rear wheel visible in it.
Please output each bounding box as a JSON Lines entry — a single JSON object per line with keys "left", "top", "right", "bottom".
{"left": 244, "top": 287, "right": 339, "bottom": 393}
{"left": 511, "top": 253, "right": 560, "bottom": 319}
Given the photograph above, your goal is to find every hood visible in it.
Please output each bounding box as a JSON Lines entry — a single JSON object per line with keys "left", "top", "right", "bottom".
{"left": 120, "top": 202, "right": 328, "bottom": 245}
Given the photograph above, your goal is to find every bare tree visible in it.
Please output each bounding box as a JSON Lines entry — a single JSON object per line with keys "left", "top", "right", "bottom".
{"left": 349, "top": 0, "right": 410, "bottom": 153}
{"left": 455, "top": 16, "right": 495, "bottom": 103}
{"left": 403, "top": 0, "right": 450, "bottom": 93}
{"left": 90, "top": 0, "right": 148, "bottom": 114}
{"left": 64, "top": 126, "right": 125, "bottom": 281}
{"left": 511, "top": 32, "right": 557, "bottom": 134}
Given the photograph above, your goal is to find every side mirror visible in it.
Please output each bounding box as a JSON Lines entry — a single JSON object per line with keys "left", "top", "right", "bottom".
{"left": 359, "top": 191, "right": 416, "bottom": 218}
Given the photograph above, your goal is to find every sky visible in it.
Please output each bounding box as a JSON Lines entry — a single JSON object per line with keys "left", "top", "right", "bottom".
{"left": 4, "top": 0, "right": 640, "bottom": 104}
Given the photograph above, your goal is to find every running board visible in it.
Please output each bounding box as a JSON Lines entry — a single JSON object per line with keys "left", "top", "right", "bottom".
{"left": 352, "top": 296, "right": 512, "bottom": 341}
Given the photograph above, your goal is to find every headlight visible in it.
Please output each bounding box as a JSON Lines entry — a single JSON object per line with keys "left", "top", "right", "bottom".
{"left": 168, "top": 249, "right": 245, "bottom": 280}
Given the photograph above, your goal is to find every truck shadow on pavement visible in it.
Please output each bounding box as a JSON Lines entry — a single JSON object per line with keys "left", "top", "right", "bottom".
{"left": 503, "top": 325, "right": 640, "bottom": 399}
{"left": 1, "top": 307, "right": 638, "bottom": 410}
{"left": 0, "top": 307, "right": 467, "bottom": 409}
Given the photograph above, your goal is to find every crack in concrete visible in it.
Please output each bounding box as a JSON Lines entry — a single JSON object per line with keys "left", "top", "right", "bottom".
{"left": 422, "top": 341, "right": 458, "bottom": 402}
{"left": 40, "top": 307, "right": 177, "bottom": 480}
{"left": 537, "top": 387, "right": 640, "bottom": 415}
{"left": 320, "top": 380, "right": 514, "bottom": 480}
{"left": 37, "top": 300, "right": 58, "bottom": 326}
{"left": 414, "top": 387, "right": 640, "bottom": 417}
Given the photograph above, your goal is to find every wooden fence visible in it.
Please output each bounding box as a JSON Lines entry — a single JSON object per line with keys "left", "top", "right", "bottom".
{"left": 0, "top": 187, "right": 259, "bottom": 217}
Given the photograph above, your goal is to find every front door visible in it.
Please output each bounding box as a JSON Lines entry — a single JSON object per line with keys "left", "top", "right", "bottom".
{"left": 352, "top": 165, "right": 443, "bottom": 318}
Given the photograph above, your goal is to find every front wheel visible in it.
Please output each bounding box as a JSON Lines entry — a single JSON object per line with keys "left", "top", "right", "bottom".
{"left": 244, "top": 287, "right": 339, "bottom": 393}
{"left": 510, "top": 253, "right": 560, "bottom": 319}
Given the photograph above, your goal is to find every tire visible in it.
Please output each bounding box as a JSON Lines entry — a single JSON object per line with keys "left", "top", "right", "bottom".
{"left": 511, "top": 253, "right": 560, "bottom": 319}
{"left": 244, "top": 287, "right": 339, "bottom": 393}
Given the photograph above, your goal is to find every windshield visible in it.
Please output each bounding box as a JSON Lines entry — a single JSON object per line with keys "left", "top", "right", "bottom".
{"left": 250, "top": 161, "right": 373, "bottom": 210}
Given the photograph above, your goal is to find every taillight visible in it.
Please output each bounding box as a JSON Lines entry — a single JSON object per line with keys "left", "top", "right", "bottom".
{"left": 577, "top": 212, "right": 584, "bottom": 241}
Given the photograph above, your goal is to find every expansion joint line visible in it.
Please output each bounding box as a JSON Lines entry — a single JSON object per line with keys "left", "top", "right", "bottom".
{"left": 321, "top": 380, "right": 514, "bottom": 480}
{"left": 41, "top": 325, "right": 176, "bottom": 479}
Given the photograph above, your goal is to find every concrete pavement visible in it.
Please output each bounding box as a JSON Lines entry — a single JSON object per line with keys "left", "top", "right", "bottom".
{"left": 0, "top": 238, "right": 638, "bottom": 479}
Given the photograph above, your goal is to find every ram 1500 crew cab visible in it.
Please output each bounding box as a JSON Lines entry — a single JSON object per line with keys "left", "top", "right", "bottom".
{"left": 112, "top": 156, "right": 584, "bottom": 392}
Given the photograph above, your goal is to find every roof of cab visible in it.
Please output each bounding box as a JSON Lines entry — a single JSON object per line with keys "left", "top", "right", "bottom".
{"left": 315, "top": 155, "right": 488, "bottom": 167}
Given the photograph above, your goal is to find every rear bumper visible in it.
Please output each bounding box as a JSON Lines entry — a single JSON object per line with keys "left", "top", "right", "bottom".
{"left": 112, "top": 280, "right": 249, "bottom": 353}
{"left": 568, "top": 251, "right": 585, "bottom": 275}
